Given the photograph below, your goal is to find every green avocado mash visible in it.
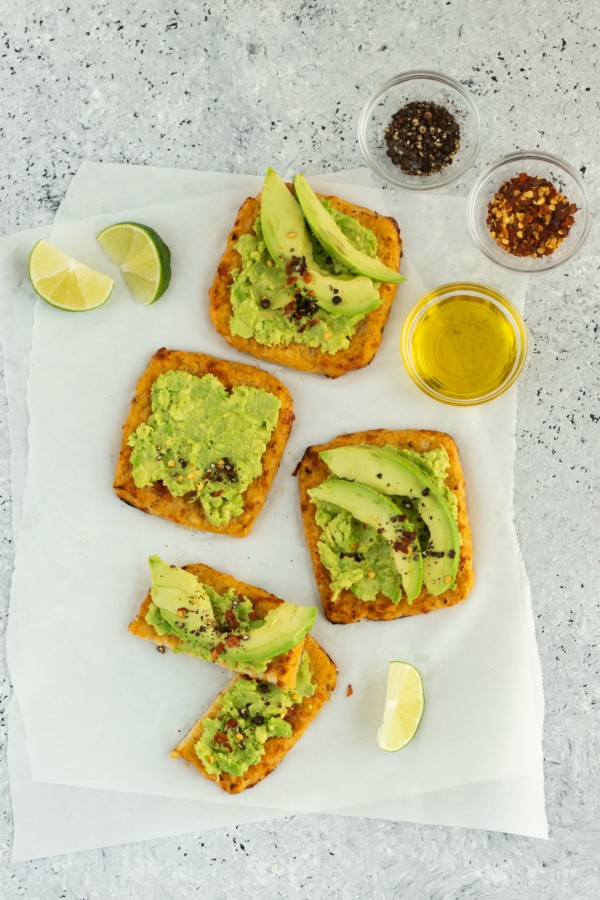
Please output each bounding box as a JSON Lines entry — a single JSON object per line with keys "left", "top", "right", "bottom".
{"left": 313, "top": 447, "right": 459, "bottom": 603}
{"left": 195, "top": 652, "right": 316, "bottom": 777}
{"left": 229, "top": 202, "right": 379, "bottom": 355}
{"left": 127, "top": 370, "right": 281, "bottom": 526}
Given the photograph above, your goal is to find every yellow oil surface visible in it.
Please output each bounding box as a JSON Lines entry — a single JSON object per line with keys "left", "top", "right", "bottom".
{"left": 410, "top": 295, "right": 518, "bottom": 401}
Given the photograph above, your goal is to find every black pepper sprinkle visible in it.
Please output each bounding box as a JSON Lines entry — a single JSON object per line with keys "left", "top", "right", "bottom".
{"left": 447, "top": 549, "right": 456, "bottom": 559}
{"left": 260, "top": 298, "right": 271, "bottom": 309}
{"left": 421, "top": 487, "right": 430, "bottom": 496}
{"left": 156, "top": 645, "right": 166, "bottom": 654}
{"left": 384, "top": 101, "right": 460, "bottom": 176}
{"left": 258, "top": 682, "right": 270, "bottom": 694}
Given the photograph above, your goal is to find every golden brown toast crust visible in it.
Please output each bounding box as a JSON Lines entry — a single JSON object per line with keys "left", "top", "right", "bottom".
{"left": 297, "top": 429, "right": 474, "bottom": 623}
{"left": 172, "top": 635, "right": 337, "bottom": 793}
{"left": 113, "top": 348, "right": 294, "bottom": 537}
{"left": 208, "top": 186, "right": 402, "bottom": 378}
{"left": 129, "top": 562, "right": 307, "bottom": 690}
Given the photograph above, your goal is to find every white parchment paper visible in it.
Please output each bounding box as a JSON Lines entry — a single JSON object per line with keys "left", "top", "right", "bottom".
{"left": 8, "top": 180, "right": 542, "bottom": 814}
{"left": 2, "top": 168, "right": 547, "bottom": 858}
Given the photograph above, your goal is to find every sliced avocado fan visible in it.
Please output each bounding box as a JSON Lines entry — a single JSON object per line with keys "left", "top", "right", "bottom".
{"left": 309, "top": 478, "right": 423, "bottom": 603}
{"left": 293, "top": 173, "right": 404, "bottom": 284}
{"left": 148, "top": 556, "right": 316, "bottom": 665}
{"left": 260, "top": 167, "right": 382, "bottom": 317}
{"left": 319, "top": 446, "right": 460, "bottom": 595}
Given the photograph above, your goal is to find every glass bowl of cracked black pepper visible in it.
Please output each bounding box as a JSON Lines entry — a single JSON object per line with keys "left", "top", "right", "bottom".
{"left": 468, "top": 151, "right": 592, "bottom": 272}
{"left": 358, "top": 70, "right": 482, "bottom": 191}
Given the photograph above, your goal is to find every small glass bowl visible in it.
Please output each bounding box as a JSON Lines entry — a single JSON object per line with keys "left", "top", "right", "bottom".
{"left": 358, "top": 70, "right": 482, "bottom": 191}
{"left": 400, "top": 282, "right": 528, "bottom": 406}
{"left": 467, "top": 151, "right": 592, "bottom": 272}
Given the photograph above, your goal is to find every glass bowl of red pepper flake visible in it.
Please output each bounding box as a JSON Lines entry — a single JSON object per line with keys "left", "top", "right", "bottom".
{"left": 358, "top": 70, "right": 482, "bottom": 191}
{"left": 468, "top": 151, "right": 591, "bottom": 272}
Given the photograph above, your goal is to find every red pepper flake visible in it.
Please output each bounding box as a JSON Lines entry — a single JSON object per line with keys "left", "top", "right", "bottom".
{"left": 301, "top": 270, "right": 313, "bottom": 284}
{"left": 291, "top": 460, "right": 302, "bottom": 477}
{"left": 283, "top": 301, "right": 295, "bottom": 316}
{"left": 212, "top": 490, "right": 223, "bottom": 498}
{"left": 225, "top": 634, "right": 241, "bottom": 648}
{"left": 486, "top": 172, "right": 577, "bottom": 257}
{"left": 285, "top": 276, "right": 296, "bottom": 286}
{"left": 346, "top": 684, "right": 353, "bottom": 698}
{"left": 211, "top": 642, "right": 225, "bottom": 660}
{"left": 309, "top": 317, "right": 320, "bottom": 327}
{"left": 214, "top": 732, "right": 232, "bottom": 751}
{"left": 225, "top": 609, "right": 238, "bottom": 629}
{"left": 225, "top": 718, "right": 238, "bottom": 730}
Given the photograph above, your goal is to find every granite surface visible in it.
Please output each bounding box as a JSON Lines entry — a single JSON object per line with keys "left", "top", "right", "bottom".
{"left": 1, "top": 1, "right": 599, "bottom": 897}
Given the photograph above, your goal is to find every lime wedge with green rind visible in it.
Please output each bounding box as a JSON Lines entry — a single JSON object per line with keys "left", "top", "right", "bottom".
{"left": 96, "top": 222, "right": 171, "bottom": 305}
{"left": 377, "top": 661, "right": 425, "bottom": 752}
{"left": 28, "top": 240, "right": 114, "bottom": 312}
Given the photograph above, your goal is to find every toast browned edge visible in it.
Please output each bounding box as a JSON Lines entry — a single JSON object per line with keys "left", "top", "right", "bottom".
{"left": 128, "top": 562, "right": 307, "bottom": 690}
{"left": 297, "top": 429, "right": 474, "bottom": 623}
{"left": 172, "top": 635, "right": 337, "bottom": 794}
{"left": 113, "top": 348, "right": 294, "bottom": 537}
{"left": 208, "top": 186, "right": 402, "bottom": 378}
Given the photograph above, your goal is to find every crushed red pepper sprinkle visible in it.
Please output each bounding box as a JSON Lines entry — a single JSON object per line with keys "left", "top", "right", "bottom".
{"left": 486, "top": 172, "right": 577, "bottom": 258}
{"left": 346, "top": 684, "right": 353, "bottom": 698}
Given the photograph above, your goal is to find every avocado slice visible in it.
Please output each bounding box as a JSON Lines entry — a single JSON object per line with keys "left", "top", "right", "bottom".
{"left": 149, "top": 555, "right": 217, "bottom": 643}
{"left": 293, "top": 174, "right": 404, "bottom": 285}
{"left": 260, "top": 167, "right": 382, "bottom": 316}
{"left": 319, "top": 446, "right": 460, "bottom": 595}
{"left": 310, "top": 478, "right": 423, "bottom": 603}
{"left": 223, "top": 603, "right": 317, "bottom": 666}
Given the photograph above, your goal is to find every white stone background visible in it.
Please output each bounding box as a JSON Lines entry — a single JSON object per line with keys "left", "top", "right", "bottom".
{"left": 0, "top": 1, "right": 599, "bottom": 897}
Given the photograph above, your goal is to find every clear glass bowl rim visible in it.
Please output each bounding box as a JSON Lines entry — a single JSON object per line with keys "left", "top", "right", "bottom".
{"left": 358, "top": 69, "right": 483, "bottom": 191}
{"left": 400, "top": 281, "right": 528, "bottom": 406}
{"left": 467, "top": 150, "right": 593, "bottom": 272}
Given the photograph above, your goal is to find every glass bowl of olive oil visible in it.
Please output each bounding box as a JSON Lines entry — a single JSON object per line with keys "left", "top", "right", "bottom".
{"left": 401, "top": 283, "right": 527, "bottom": 405}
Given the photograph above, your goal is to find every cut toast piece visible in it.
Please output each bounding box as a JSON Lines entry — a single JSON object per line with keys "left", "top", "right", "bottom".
{"left": 129, "top": 562, "right": 308, "bottom": 690}
{"left": 208, "top": 187, "right": 402, "bottom": 378}
{"left": 172, "top": 635, "right": 337, "bottom": 793}
{"left": 298, "top": 429, "right": 474, "bottom": 623}
{"left": 114, "top": 348, "right": 294, "bottom": 537}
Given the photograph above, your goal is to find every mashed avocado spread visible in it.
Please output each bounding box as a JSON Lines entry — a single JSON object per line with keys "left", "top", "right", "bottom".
{"left": 229, "top": 201, "right": 379, "bottom": 354}
{"left": 195, "top": 652, "right": 316, "bottom": 777}
{"left": 127, "top": 371, "right": 281, "bottom": 526}
{"left": 314, "top": 447, "right": 459, "bottom": 603}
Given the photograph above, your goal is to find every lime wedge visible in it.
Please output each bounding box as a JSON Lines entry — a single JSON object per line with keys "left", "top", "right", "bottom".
{"left": 28, "top": 240, "right": 114, "bottom": 312}
{"left": 377, "top": 661, "right": 424, "bottom": 752}
{"left": 97, "top": 222, "right": 171, "bottom": 305}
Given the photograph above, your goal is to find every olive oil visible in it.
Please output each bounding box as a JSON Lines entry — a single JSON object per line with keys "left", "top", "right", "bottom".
{"left": 410, "top": 294, "right": 518, "bottom": 402}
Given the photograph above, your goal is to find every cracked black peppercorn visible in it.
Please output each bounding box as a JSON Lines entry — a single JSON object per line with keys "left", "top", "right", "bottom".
{"left": 384, "top": 101, "right": 460, "bottom": 175}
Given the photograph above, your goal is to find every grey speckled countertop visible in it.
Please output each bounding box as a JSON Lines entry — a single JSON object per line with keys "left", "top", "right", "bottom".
{"left": 1, "top": 2, "right": 599, "bottom": 897}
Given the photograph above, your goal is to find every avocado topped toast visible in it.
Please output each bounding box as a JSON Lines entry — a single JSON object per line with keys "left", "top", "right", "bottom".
{"left": 129, "top": 558, "right": 317, "bottom": 690}
{"left": 298, "top": 429, "right": 474, "bottom": 623}
{"left": 113, "top": 348, "right": 294, "bottom": 536}
{"left": 209, "top": 169, "right": 403, "bottom": 378}
{"left": 172, "top": 635, "right": 337, "bottom": 793}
